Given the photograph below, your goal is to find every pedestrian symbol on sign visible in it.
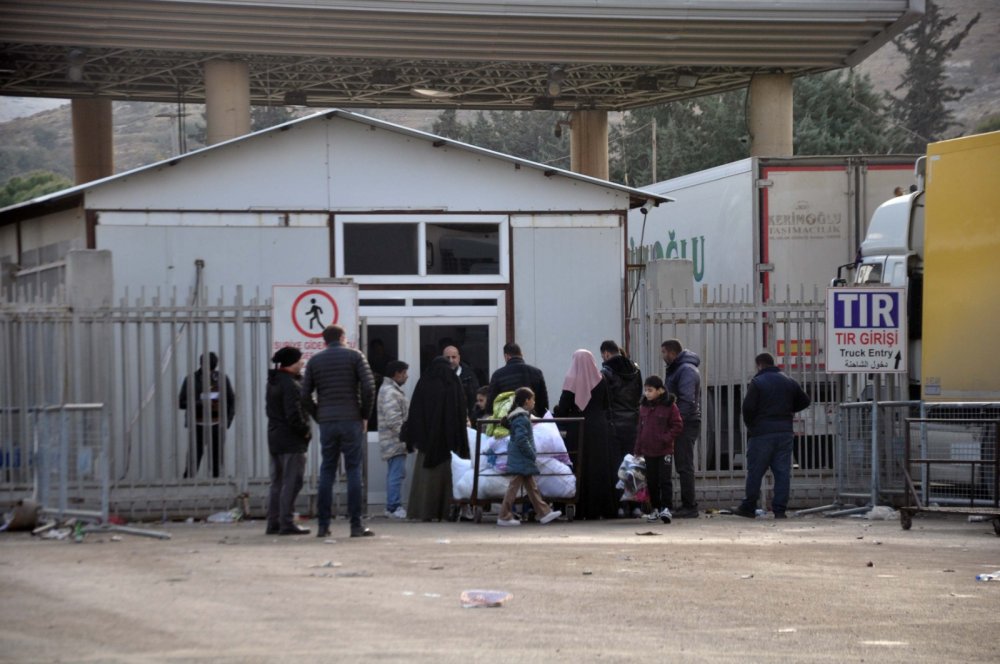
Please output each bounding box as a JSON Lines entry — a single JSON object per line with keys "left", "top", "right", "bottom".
{"left": 306, "top": 298, "right": 324, "bottom": 330}
{"left": 291, "top": 289, "right": 339, "bottom": 339}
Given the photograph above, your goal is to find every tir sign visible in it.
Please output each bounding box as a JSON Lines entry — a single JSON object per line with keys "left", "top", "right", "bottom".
{"left": 826, "top": 288, "right": 907, "bottom": 374}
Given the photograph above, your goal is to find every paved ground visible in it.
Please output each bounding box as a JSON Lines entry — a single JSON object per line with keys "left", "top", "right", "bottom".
{"left": 1, "top": 510, "right": 999, "bottom": 663}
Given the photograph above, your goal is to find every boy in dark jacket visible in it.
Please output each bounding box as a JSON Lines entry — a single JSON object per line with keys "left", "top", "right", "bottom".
{"left": 265, "top": 346, "right": 312, "bottom": 535}
{"left": 634, "top": 376, "right": 684, "bottom": 524}
{"left": 496, "top": 388, "right": 562, "bottom": 527}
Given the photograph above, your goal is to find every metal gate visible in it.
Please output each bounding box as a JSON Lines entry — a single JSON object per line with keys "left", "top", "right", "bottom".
{"left": 626, "top": 259, "right": 840, "bottom": 507}
{"left": 1, "top": 286, "right": 349, "bottom": 519}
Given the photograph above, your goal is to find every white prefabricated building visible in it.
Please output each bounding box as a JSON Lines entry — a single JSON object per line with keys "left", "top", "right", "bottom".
{"left": 0, "top": 109, "right": 669, "bottom": 512}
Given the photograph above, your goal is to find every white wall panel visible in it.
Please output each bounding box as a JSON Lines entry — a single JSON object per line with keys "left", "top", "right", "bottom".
{"left": 97, "top": 226, "right": 330, "bottom": 299}
{"left": 513, "top": 225, "right": 623, "bottom": 390}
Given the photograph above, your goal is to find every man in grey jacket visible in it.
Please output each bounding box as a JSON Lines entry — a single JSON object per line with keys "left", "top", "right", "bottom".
{"left": 662, "top": 338, "right": 701, "bottom": 518}
{"left": 302, "top": 324, "right": 376, "bottom": 538}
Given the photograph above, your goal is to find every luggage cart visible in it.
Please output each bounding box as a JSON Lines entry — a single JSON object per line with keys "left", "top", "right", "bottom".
{"left": 900, "top": 417, "right": 1000, "bottom": 536}
{"left": 449, "top": 417, "right": 584, "bottom": 523}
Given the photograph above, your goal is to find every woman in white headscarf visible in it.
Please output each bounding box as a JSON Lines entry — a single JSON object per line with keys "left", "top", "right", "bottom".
{"left": 553, "top": 349, "right": 617, "bottom": 520}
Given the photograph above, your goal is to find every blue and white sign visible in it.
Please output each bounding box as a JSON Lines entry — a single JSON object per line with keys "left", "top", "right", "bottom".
{"left": 826, "top": 287, "right": 907, "bottom": 373}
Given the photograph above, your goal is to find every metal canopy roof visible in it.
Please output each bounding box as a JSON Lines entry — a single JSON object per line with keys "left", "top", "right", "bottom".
{"left": 0, "top": 0, "right": 923, "bottom": 111}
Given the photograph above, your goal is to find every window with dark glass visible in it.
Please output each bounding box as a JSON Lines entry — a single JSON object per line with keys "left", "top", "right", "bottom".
{"left": 343, "top": 223, "right": 418, "bottom": 275}
{"left": 426, "top": 223, "right": 500, "bottom": 275}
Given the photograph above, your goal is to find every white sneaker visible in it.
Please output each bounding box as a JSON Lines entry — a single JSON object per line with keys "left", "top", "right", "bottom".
{"left": 385, "top": 507, "right": 407, "bottom": 519}
{"left": 644, "top": 511, "right": 660, "bottom": 523}
{"left": 659, "top": 508, "right": 672, "bottom": 524}
{"left": 497, "top": 518, "right": 521, "bottom": 527}
{"left": 539, "top": 510, "right": 561, "bottom": 524}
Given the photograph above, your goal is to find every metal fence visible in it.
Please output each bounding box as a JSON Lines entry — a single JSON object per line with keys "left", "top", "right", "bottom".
{"left": 913, "top": 404, "right": 1000, "bottom": 507}
{"left": 1, "top": 286, "right": 353, "bottom": 520}
{"left": 626, "top": 260, "right": 840, "bottom": 506}
{"left": 34, "top": 404, "right": 110, "bottom": 521}
{"left": 836, "top": 400, "right": 921, "bottom": 508}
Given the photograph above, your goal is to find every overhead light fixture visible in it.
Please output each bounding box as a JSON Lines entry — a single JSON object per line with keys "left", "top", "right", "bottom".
{"left": 411, "top": 81, "right": 458, "bottom": 99}
{"left": 546, "top": 66, "right": 566, "bottom": 98}
{"left": 67, "top": 48, "right": 86, "bottom": 82}
{"left": 370, "top": 69, "right": 398, "bottom": 86}
{"left": 676, "top": 73, "right": 699, "bottom": 89}
{"left": 634, "top": 75, "right": 659, "bottom": 92}
{"left": 283, "top": 89, "right": 307, "bottom": 105}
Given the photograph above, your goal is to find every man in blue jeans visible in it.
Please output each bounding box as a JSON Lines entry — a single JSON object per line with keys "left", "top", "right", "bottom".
{"left": 301, "top": 324, "right": 376, "bottom": 538}
{"left": 732, "top": 352, "right": 811, "bottom": 519}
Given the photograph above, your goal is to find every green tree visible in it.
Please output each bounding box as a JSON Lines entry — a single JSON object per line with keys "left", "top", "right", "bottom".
{"left": 885, "top": 1, "right": 981, "bottom": 152}
{"left": 793, "top": 70, "right": 895, "bottom": 155}
{"left": 610, "top": 90, "right": 749, "bottom": 186}
{"left": 0, "top": 171, "right": 73, "bottom": 208}
{"left": 428, "top": 110, "right": 570, "bottom": 168}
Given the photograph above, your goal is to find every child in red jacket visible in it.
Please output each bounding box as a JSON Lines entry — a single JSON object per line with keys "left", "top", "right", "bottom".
{"left": 634, "top": 376, "right": 684, "bottom": 523}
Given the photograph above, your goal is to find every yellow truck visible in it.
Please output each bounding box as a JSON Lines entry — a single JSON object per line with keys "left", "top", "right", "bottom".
{"left": 847, "top": 131, "right": 1000, "bottom": 401}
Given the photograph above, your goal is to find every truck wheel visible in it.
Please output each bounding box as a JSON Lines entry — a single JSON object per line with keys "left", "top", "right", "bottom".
{"left": 447, "top": 505, "right": 459, "bottom": 522}
{"left": 565, "top": 504, "right": 576, "bottom": 522}
{"left": 474, "top": 506, "right": 483, "bottom": 523}
{"left": 993, "top": 518, "right": 1000, "bottom": 537}
{"left": 900, "top": 511, "right": 912, "bottom": 530}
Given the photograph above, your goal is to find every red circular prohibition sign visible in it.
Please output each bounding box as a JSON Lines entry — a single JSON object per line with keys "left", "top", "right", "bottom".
{"left": 291, "top": 289, "right": 339, "bottom": 338}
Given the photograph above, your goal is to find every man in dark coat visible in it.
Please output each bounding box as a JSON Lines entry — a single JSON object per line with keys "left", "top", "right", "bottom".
{"left": 265, "top": 346, "right": 311, "bottom": 535}
{"left": 732, "top": 352, "right": 810, "bottom": 519}
{"left": 486, "top": 342, "right": 549, "bottom": 417}
{"left": 662, "top": 338, "right": 701, "bottom": 518}
{"left": 443, "top": 344, "right": 479, "bottom": 417}
{"left": 301, "top": 324, "right": 376, "bottom": 539}
{"left": 179, "top": 352, "right": 235, "bottom": 478}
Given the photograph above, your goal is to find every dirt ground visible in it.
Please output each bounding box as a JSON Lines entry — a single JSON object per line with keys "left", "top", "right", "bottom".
{"left": 1, "top": 510, "right": 999, "bottom": 663}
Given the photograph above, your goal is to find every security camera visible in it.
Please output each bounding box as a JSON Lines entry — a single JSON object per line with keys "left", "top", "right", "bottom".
{"left": 639, "top": 198, "right": 656, "bottom": 215}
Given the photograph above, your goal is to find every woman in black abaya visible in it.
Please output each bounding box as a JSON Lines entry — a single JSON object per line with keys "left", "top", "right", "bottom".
{"left": 406, "top": 356, "right": 470, "bottom": 521}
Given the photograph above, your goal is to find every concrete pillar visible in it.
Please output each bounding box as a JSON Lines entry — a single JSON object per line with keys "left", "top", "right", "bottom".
{"left": 748, "top": 73, "right": 794, "bottom": 157}
{"left": 71, "top": 98, "right": 113, "bottom": 184}
{"left": 204, "top": 60, "right": 251, "bottom": 145}
{"left": 570, "top": 110, "right": 609, "bottom": 180}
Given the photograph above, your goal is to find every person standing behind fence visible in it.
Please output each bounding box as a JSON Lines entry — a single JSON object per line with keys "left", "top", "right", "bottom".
{"left": 405, "top": 356, "right": 469, "bottom": 521}
{"left": 378, "top": 360, "right": 410, "bottom": 520}
{"left": 732, "top": 352, "right": 810, "bottom": 519}
{"left": 634, "top": 376, "right": 683, "bottom": 524}
{"left": 553, "top": 349, "right": 617, "bottom": 520}
{"left": 661, "top": 339, "right": 701, "bottom": 518}
{"left": 265, "top": 347, "right": 311, "bottom": 536}
{"left": 179, "top": 352, "right": 235, "bottom": 479}
{"left": 301, "top": 324, "right": 376, "bottom": 539}
{"left": 497, "top": 388, "right": 562, "bottom": 527}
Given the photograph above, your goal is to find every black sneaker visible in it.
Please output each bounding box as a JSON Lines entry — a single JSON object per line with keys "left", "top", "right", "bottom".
{"left": 773, "top": 512, "right": 787, "bottom": 519}
{"left": 673, "top": 507, "right": 699, "bottom": 519}
{"left": 730, "top": 506, "right": 756, "bottom": 519}
{"left": 279, "top": 525, "right": 311, "bottom": 535}
{"left": 350, "top": 527, "right": 375, "bottom": 538}
{"left": 316, "top": 527, "right": 331, "bottom": 538}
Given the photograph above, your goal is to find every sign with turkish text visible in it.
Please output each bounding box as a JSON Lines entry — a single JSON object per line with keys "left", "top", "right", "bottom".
{"left": 826, "top": 287, "right": 907, "bottom": 373}
{"left": 271, "top": 284, "right": 359, "bottom": 362}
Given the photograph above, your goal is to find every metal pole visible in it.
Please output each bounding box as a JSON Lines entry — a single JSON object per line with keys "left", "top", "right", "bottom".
{"left": 870, "top": 374, "right": 880, "bottom": 508}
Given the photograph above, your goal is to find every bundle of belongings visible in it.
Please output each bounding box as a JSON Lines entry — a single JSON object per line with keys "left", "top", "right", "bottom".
{"left": 616, "top": 453, "right": 648, "bottom": 504}
{"left": 451, "top": 391, "right": 576, "bottom": 500}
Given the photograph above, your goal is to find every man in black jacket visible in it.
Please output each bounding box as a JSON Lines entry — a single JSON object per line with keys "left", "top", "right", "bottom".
{"left": 732, "top": 352, "right": 811, "bottom": 519}
{"left": 486, "top": 342, "right": 549, "bottom": 417}
{"left": 443, "top": 344, "right": 479, "bottom": 417}
{"left": 600, "top": 340, "right": 643, "bottom": 481}
{"left": 301, "top": 324, "right": 376, "bottom": 538}
{"left": 179, "top": 352, "right": 235, "bottom": 479}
